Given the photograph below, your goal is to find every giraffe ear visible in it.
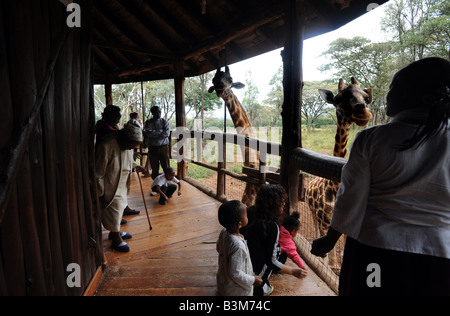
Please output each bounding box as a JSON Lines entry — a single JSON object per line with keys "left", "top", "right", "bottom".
{"left": 318, "top": 89, "right": 334, "bottom": 104}
{"left": 338, "top": 79, "right": 345, "bottom": 92}
{"left": 232, "top": 82, "right": 245, "bottom": 89}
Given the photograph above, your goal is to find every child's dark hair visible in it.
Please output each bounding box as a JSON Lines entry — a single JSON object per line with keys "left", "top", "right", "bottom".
{"left": 248, "top": 184, "right": 287, "bottom": 236}
{"left": 218, "top": 200, "right": 243, "bottom": 231}
{"left": 254, "top": 184, "right": 287, "bottom": 224}
{"left": 282, "top": 211, "right": 301, "bottom": 232}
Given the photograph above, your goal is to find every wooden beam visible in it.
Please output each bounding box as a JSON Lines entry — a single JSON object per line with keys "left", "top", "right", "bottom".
{"left": 58, "top": 0, "right": 73, "bottom": 6}
{"left": 95, "top": 0, "right": 171, "bottom": 58}
{"left": 93, "top": 41, "right": 172, "bottom": 58}
{"left": 114, "top": 60, "right": 172, "bottom": 79}
{"left": 181, "top": 5, "right": 285, "bottom": 61}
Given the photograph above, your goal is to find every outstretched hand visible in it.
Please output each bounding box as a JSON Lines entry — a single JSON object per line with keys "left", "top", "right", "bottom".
{"left": 311, "top": 236, "right": 335, "bottom": 257}
{"left": 310, "top": 227, "right": 342, "bottom": 258}
{"left": 292, "top": 268, "right": 308, "bottom": 279}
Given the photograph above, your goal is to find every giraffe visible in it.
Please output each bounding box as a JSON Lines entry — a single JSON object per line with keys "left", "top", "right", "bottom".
{"left": 305, "top": 77, "right": 373, "bottom": 268}
{"left": 208, "top": 66, "right": 259, "bottom": 206}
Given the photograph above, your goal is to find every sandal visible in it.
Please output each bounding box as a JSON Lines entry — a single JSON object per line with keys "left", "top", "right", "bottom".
{"left": 108, "top": 232, "right": 133, "bottom": 240}
{"left": 112, "top": 241, "right": 130, "bottom": 253}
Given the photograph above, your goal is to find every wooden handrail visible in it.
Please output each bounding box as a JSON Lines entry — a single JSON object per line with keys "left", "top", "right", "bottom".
{"left": 288, "top": 147, "right": 347, "bottom": 183}
{"left": 170, "top": 130, "right": 282, "bottom": 198}
{"left": 172, "top": 130, "right": 282, "bottom": 155}
{"left": 170, "top": 130, "right": 346, "bottom": 200}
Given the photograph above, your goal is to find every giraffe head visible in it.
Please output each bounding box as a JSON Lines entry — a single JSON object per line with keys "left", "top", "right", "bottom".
{"left": 319, "top": 77, "right": 373, "bottom": 127}
{"left": 208, "top": 66, "right": 245, "bottom": 98}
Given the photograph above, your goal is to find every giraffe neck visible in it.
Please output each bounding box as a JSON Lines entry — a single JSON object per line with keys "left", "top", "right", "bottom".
{"left": 333, "top": 120, "right": 350, "bottom": 158}
{"left": 220, "top": 90, "right": 254, "bottom": 137}
{"left": 220, "top": 89, "right": 259, "bottom": 167}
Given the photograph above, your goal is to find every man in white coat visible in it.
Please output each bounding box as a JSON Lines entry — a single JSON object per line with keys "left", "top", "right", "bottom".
{"left": 96, "top": 122, "right": 146, "bottom": 252}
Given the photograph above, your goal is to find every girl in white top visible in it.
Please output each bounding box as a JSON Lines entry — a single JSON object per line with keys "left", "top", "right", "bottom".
{"left": 216, "top": 200, "right": 263, "bottom": 296}
{"left": 311, "top": 57, "right": 450, "bottom": 295}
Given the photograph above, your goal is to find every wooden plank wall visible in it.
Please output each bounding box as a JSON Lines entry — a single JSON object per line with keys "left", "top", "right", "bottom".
{"left": 0, "top": 0, "right": 103, "bottom": 295}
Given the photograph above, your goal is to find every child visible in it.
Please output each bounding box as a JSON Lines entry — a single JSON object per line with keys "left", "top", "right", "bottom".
{"left": 241, "top": 184, "right": 307, "bottom": 296}
{"left": 150, "top": 167, "right": 181, "bottom": 205}
{"left": 279, "top": 212, "right": 306, "bottom": 270}
{"left": 216, "top": 200, "right": 263, "bottom": 296}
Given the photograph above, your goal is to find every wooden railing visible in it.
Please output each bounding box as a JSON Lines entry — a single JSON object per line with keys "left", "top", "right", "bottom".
{"left": 168, "top": 130, "right": 347, "bottom": 203}
{"left": 288, "top": 147, "right": 347, "bottom": 295}
{"left": 288, "top": 147, "right": 346, "bottom": 183}
{"left": 170, "top": 130, "right": 282, "bottom": 201}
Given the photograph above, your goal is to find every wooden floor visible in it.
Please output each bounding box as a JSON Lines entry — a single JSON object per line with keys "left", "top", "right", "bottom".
{"left": 94, "top": 172, "right": 335, "bottom": 296}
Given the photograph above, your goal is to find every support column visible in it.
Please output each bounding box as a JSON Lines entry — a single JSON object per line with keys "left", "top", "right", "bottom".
{"left": 105, "top": 81, "right": 113, "bottom": 105}
{"left": 174, "top": 58, "right": 187, "bottom": 179}
{"left": 280, "top": 0, "right": 304, "bottom": 213}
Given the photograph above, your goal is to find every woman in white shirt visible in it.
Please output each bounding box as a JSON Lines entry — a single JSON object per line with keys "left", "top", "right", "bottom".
{"left": 311, "top": 57, "right": 450, "bottom": 296}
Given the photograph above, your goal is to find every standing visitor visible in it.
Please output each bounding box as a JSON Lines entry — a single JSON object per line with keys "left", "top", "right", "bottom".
{"left": 143, "top": 106, "right": 171, "bottom": 180}
{"left": 311, "top": 57, "right": 450, "bottom": 296}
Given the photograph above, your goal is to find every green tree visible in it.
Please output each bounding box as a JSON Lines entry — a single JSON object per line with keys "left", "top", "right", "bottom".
{"left": 185, "top": 72, "right": 222, "bottom": 130}
{"left": 242, "top": 71, "right": 263, "bottom": 126}
{"left": 263, "top": 66, "right": 283, "bottom": 127}
{"left": 319, "top": 37, "right": 396, "bottom": 124}
{"left": 382, "top": 0, "right": 450, "bottom": 62}
{"left": 302, "top": 81, "right": 334, "bottom": 131}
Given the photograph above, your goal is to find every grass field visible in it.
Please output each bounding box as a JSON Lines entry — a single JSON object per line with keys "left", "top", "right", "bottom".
{"left": 301, "top": 124, "right": 362, "bottom": 157}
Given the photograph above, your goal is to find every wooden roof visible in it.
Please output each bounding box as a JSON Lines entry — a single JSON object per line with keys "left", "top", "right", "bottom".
{"left": 92, "top": 0, "right": 388, "bottom": 84}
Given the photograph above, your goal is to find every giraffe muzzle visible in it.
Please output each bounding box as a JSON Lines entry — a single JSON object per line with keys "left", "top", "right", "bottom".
{"left": 352, "top": 109, "right": 372, "bottom": 126}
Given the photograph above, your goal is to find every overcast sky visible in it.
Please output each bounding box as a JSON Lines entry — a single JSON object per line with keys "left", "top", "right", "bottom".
{"left": 217, "top": 1, "right": 391, "bottom": 116}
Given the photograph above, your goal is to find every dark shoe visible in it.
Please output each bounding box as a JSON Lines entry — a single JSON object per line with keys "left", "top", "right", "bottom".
{"left": 112, "top": 241, "right": 130, "bottom": 253}
{"left": 159, "top": 200, "right": 166, "bottom": 205}
{"left": 108, "top": 232, "right": 133, "bottom": 240}
{"left": 123, "top": 206, "right": 140, "bottom": 216}
{"left": 121, "top": 219, "right": 127, "bottom": 225}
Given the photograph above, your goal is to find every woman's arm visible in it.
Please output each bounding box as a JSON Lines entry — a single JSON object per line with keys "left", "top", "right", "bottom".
{"left": 310, "top": 227, "right": 342, "bottom": 257}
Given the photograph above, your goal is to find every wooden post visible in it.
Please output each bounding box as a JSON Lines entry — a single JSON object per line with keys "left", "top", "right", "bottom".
{"left": 280, "top": 0, "right": 304, "bottom": 214}
{"left": 105, "top": 81, "right": 113, "bottom": 105}
{"left": 217, "top": 136, "right": 226, "bottom": 199}
{"left": 141, "top": 81, "right": 146, "bottom": 121}
{"left": 174, "top": 58, "right": 187, "bottom": 179}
